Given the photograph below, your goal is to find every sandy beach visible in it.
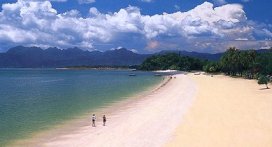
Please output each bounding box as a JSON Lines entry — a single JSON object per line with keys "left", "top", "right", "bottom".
{"left": 167, "top": 73, "right": 272, "bottom": 147}
{"left": 13, "top": 73, "right": 196, "bottom": 147}
{"left": 11, "top": 72, "right": 272, "bottom": 147}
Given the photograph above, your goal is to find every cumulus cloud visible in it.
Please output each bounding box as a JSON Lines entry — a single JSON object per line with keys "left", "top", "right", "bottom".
{"left": 141, "top": 2, "right": 247, "bottom": 39}
{"left": 0, "top": 0, "right": 271, "bottom": 52}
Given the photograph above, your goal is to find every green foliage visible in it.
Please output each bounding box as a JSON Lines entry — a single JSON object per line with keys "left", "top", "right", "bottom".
{"left": 220, "top": 47, "right": 237, "bottom": 75}
{"left": 219, "top": 47, "right": 272, "bottom": 87}
{"left": 203, "top": 62, "right": 220, "bottom": 73}
{"left": 258, "top": 75, "right": 270, "bottom": 89}
{"left": 219, "top": 47, "right": 257, "bottom": 77}
{"left": 254, "top": 51, "right": 272, "bottom": 75}
{"left": 139, "top": 53, "right": 205, "bottom": 71}
{"left": 140, "top": 47, "right": 272, "bottom": 88}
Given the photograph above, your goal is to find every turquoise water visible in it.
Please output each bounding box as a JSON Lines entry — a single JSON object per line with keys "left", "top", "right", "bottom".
{"left": 0, "top": 69, "right": 162, "bottom": 146}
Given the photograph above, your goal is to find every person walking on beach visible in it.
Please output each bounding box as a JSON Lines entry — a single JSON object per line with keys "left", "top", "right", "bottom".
{"left": 103, "top": 115, "right": 106, "bottom": 126}
{"left": 92, "top": 114, "right": 96, "bottom": 127}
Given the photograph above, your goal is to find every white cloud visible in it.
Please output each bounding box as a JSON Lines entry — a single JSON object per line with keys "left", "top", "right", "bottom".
{"left": 260, "top": 46, "right": 271, "bottom": 49}
{"left": 130, "top": 49, "right": 138, "bottom": 53}
{"left": 0, "top": 0, "right": 271, "bottom": 52}
{"left": 23, "top": 0, "right": 67, "bottom": 2}
{"left": 78, "top": 0, "right": 95, "bottom": 4}
{"left": 235, "top": 38, "right": 249, "bottom": 41}
{"left": 89, "top": 7, "right": 100, "bottom": 16}
{"left": 141, "top": 2, "right": 247, "bottom": 39}
{"left": 262, "top": 29, "right": 272, "bottom": 37}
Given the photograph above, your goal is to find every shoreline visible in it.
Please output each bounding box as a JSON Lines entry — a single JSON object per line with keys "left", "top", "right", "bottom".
{"left": 10, "top": 74, "right": 171, "bottom": 146}
{"left": 12, "top": 72, "right": 197, "bottom": 147}
{"left": 9, "top": 71, "right": 272, "bottom": 147}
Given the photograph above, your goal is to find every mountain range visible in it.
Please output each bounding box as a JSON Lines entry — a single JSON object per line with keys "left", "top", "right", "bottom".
{"left": 0, "top": 46, "right": 268, "bottom": 68}
{"left": 0, "top": 46, "right": 149, "bottom": 68}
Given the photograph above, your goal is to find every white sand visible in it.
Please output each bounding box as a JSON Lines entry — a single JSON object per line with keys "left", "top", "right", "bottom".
{"left": 166, "top": 73, "right": 272, "bottom": 147}
{"left": 23, "top": 73, "right": 196, "bottom": 147}
{"left": 154, "top": 70, "right": 178, "bottom": 73}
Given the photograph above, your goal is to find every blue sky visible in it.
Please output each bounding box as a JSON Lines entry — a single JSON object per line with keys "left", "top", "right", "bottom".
{"left": 0, "top": 0, "right": 271, "bottom": 53}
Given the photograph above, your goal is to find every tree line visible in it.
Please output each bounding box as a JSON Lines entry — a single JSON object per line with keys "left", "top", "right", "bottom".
{"left": 139, "top": 47, "right": 272, "bottom": 88}
{"left": 139, "top": 53, "right": 205, "bottom": 71}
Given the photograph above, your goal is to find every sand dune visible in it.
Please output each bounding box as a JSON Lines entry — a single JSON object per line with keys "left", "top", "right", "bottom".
{"left": 166, "top": 73, "right": 272, "bottom": 147}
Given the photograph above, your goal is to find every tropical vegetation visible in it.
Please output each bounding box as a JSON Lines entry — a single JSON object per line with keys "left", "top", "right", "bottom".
{"left": 258, "top": 75, "right": 270, "bottom": 89}
{"left": 140, "top": 47, "right": 272, "bottom": 88}
{"left": 139, "top": 53, "right": 206, "bottom": 71}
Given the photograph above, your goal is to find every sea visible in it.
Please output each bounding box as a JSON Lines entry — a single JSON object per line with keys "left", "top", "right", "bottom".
{"left": 0, "top": 69, "right": 163, "bottom": 146}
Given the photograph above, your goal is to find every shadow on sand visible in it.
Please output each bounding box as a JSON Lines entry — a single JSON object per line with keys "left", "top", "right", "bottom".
{"left": 259, "top": 87, "right": 270, "bottom": 90}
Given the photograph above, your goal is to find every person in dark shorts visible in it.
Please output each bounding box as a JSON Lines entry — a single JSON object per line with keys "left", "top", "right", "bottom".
{"left": 92, "top": 114, "right": 96, "bottom": 127}
{"left": 103, "top": 115, "right": 106, "bottom": 126}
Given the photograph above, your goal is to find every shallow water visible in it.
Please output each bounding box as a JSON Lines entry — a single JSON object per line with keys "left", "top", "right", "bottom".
{"left": 0, "top": 69, "right": 162, "bottom": 145}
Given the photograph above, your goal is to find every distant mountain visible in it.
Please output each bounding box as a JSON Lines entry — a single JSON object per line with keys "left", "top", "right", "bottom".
{"left": 255, "top": 49, "right": 271, "bottom": 54}
{"left": 158, "top": 49, "right": 271, "bottom": 61}
{"left": 0, "top": 46, "right": 149, "bottom": 68}
{"left": 158, "top": 50, "right": 223, "bottom": 61}
{"left": 0, "top": 46, "right": 269, "bottom": 68}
